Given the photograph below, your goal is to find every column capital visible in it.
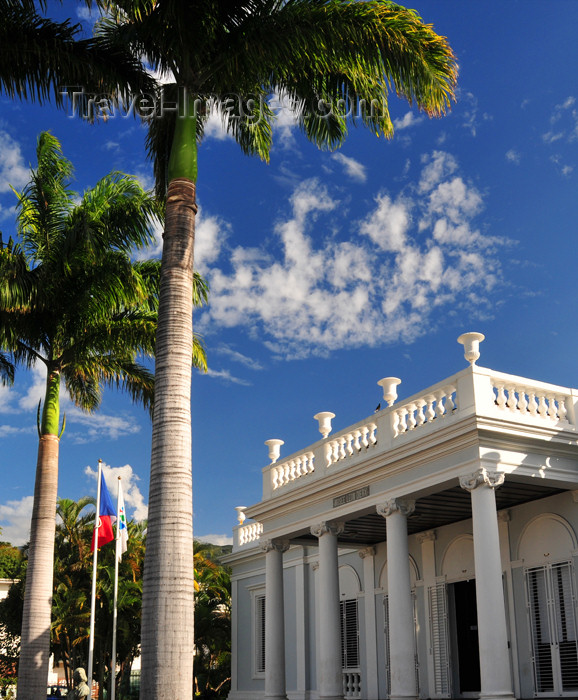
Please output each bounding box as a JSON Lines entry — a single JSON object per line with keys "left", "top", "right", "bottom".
{"left": 260, "top": 538, "right": 290, "bottom": 554}
{"left": 359, "top": 546, "right": 376, "bottom": 559}
{"left": 376, "top": 498, "right": 415, "bottom": 519}
{"left": 310, "top": 521, "right": 344, "bottom": 538}
{"left": 497, "top": 509, "right": 511, "bottom": 523}
{"left": 416, "top": 529, "right": 436, "bottom": 543}
{"left": 459, "top": 468, "right": 505, "bottom": 492}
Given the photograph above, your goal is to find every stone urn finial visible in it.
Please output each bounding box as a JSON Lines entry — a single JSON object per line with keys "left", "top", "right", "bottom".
{"left": 457, "top": 332, "right": 485, "bottom": 366}
{"left": 377, "top": 377, "right": 402, "bottom": 406}
{"left": 314, "top": 412, "right": 335, "bottom": 439}
{"left": 264, "top": 439, "right": 284, "bottom": 464}
{"left": 235, "top": 506, "right": 247, "bottom": 524}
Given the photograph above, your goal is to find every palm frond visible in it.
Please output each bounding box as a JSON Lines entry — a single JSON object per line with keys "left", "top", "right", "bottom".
{"left": 0, "top": 352, "right": 14, "bottom": 385}
{"left": 0, "top": 0, "right": 155, "bottom": 108}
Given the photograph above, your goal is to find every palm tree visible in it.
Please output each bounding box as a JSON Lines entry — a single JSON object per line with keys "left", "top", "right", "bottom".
{"left": 0, "top": 131, "right": 206, "bottom": 698}
{"left": 94, "top": 3, "right": 458, "bottom": 697}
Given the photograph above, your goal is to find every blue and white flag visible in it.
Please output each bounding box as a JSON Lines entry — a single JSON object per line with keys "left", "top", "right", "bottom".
{"left": 116, "top": 481, "right": 128, "bottom": 561}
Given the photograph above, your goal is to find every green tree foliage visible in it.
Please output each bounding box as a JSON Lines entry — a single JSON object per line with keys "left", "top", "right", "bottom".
{"left": 0, "top": 512, "right": 234, "bottom": 699}
{"left": 0, "top": 543, "right": 24, "bottom": 580}
{"left": 0, "top": 0, "right": 153, "bottom": 107}
{"left": 0, "top": 498, "right": 148, "bottom": 698}
{"left": 193, "top": 541, "right": 232, "bottom": 699}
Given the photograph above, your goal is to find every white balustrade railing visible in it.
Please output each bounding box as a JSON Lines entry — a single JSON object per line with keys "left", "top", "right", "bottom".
{"left": 325, "top": 422, "right": 377, "bottom": 467}
{"left": 392, "top": 385, "right": 457, "bottom": 438}
{"left": 260, "top": 366, "right": 578, "bottom": 502}
{"left": 343, "top": 671, "right": 362, "bottom": 698}
{"left": 238, "top": 521, "right": 263, "bottom": 546}
{"left": 491, "top": 379, "right": 570, "bottom": 424}
{"left": 271, "top": 451, "right": 315, "bottom": 490}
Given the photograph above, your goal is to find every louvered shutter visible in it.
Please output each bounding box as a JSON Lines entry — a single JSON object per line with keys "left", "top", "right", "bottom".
{"left": 255, "top": 594, "right": 266, "bottom": 674}
{"left": 526, "top": 562, "right": 578, "bottom": 694}
{"left": 340, "top": 598, "right": 360, "bottom": 669}
{"left": 429, "top": 583, "right": 451, "bottom": 696}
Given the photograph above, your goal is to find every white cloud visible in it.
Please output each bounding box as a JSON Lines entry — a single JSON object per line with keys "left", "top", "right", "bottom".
{"left": 394, "top": 111, "right": 424, "bottom": 130}
{"left": 67, "top": 409, "right": 142, "bottom": 443}
{"left": 216, "top": 346, "right": 263, "bottom": 370}
{"left": 135, "top": 206, "right": 227, "bottom": 266}
{"left": 0, "top": 424, "right": 35, "bottom": 436}
{"left": 0, "top": 496, "right": 34, "bottom": 545}
{"left": 0, "top": 202, "right": 16, "bottom": 222}
{"left": 203, "top": 109, "right": 234, "bottom": 142}
{"left": 543, "top": 131, "right": 564, "bottom": 144}
{"left": 418, "top": 151, "right": 458, "bottom": 193}
{"left": 460, "top": 92, "right": 481, "bottom": 136}
{"left": 0, "top": 382, "right": 18, "bottom": 414}
{"left": 17, "top": 363, "right": 45, "bottom": 412}
{"left": 204, "top": 368, "right": 251, "bottom": 386}
{"left": 269, "top": 92, "right": 301, "bottom": 150}
{"left": 0, "top": 130, "right": 29, "bottom": 193}
{"left": 84, "top": 462, "right": 148, "bottom": 521}
{"left": 195, "top": 211, "right": 229, "bottom": 273}
{"left": 331, "top": 153, "right": 367, "bottom": 183}
{"left": 543, "top": 96, "right": 578, "bottom": 144}
{"left": 505, "top": 149, "right": 521, "bottom": 164}
{"left": 197, "top": 152, "right": 504, "bottom": 359}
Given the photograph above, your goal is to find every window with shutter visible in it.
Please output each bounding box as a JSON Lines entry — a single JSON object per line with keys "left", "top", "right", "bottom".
{"left": 526, "top": 561, "right": 578, "bottom": 694}
{"left": 428, "top": 583, "right": 451, "bottom": 697}
{"left": 255, "top": 593, "right": 266, "bottom": 675}
{"left": 340, "top": 598, "right": 360, "bottom": 669}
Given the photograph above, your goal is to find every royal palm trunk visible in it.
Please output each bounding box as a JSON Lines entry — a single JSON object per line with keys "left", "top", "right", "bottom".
{"left": 18, "top": 371, "right": 61, "bottom": 698}
{"left": 140, "top": 177, "right": 197, "bottom": 700}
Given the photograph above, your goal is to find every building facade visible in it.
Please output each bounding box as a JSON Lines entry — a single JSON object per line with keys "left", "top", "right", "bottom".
{"left": 225, "top": 334, "right": 578, "bottom": 700}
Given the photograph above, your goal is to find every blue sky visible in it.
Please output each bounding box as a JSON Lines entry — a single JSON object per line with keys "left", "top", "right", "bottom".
{"left": 1, "top": 0, "right": 578, "bottom": 546}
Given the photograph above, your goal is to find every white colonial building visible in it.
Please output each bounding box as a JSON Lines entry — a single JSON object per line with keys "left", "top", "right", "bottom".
{"left": 225, "top": 333, "right": 578, "bottom": 700}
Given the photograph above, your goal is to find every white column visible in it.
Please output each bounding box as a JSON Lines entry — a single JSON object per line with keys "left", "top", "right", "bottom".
{"left": 460, "top": 470, "right": 515, "bottom": 700}
{"left": 377, "top": 499, "right": 417, "bottom": 700}
{"left": 311, "top": 521, "right": 344, "bottom": 700}
{"left": 416, "top": 530, "right": 437, "bottom": 699}
{"left": 295, "top": 559, "right": 308, "bottom": 696}
{"left": 262, "top": 539, "right": 290, "bottom": 700}
{"left": 230, "top": 578, "right": 238, "bottom": 694}
{"left": 359, "top": 547, "right": 379, "bottom": 700}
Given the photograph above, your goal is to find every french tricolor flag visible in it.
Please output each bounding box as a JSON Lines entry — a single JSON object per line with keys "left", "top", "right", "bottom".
{"left": 91, "top": 470, "right": 117, "bottom": 550}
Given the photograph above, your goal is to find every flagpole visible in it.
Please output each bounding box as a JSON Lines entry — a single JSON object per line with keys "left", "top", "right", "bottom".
{"left": 111, "top": 476, "right": 121, "bottom": 700}
{"left": 87, "top": 459, "right": 103, "bottom": 695}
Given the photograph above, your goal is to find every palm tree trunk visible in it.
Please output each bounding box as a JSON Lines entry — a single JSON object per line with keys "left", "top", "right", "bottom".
{"left": 140, "top": 178, "right": 197, "bottom": 700}
{"left": 18, "top": 433, "right": 60, "bottom": 699}
{"left": 18, "top": 371, "right": 61, "bottom": 698}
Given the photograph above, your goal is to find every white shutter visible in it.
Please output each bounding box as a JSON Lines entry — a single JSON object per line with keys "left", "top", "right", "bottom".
{"left": 552, "top": 562, "right": 578, "bottom": 691}
{"left": 526, "top": 562, "right": 578, "bottom": 694}
{"left": 429, "top": 583, "right": 451, "bottom": 697}
{"left": 384, "top": 596, "right": 391, "bottom": 697}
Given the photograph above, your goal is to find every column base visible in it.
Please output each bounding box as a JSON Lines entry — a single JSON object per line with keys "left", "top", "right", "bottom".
{"left": 480, "top": 694, "right": 515, "bottom": 700}
{"left": 263, "top": 695, "right": 289, "bottom": 700}
{"left": 389, "top": 695, "right": 418, "bottom": 700}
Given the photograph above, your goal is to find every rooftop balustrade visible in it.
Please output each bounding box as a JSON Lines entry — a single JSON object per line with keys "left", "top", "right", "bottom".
{"left": 232, "top": 333, "right": 578, "bottom": 551}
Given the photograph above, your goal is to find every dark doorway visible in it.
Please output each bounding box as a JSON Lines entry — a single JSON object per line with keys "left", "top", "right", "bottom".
{"left": 452, "top": 580, "right": 481, "bottom": 693}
